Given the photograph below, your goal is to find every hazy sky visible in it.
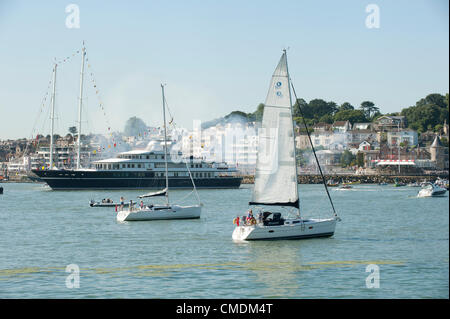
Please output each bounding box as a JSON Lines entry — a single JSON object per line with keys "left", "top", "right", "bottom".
{"left": 0, "top": 0, "right": 448, "bottom": 139}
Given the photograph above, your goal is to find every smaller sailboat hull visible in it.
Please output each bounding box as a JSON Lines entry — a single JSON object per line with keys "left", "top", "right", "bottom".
{"left": 116, "top": 205, "right": 201, "bottom": 222}
{"left": 232, "top": 218, "right": 337, "bottom": 241}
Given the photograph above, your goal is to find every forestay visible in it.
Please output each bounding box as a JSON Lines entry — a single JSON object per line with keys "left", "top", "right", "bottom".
{"left": 250, "top": 52, "right": 299, "bottom": 208}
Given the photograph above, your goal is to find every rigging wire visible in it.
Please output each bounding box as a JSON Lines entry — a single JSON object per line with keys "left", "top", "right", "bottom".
{"left": 24, "top": 49, "right": 81, "bottom": 163}
{"left": 289, "top": 80, "right": 340, "bottom": 220}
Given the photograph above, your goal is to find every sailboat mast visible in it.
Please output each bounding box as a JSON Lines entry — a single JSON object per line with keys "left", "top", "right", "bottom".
{"left": 161, "top": 84, "right": 170, "bottom": 205}
{"left": 284, "top": 50, "right": 300, "bottom": 212}
{"left": 49, "top": 63, "right": 57, "bottom": 170}
{"left": 76, "top": 45, "right": 86, "bottom": 170}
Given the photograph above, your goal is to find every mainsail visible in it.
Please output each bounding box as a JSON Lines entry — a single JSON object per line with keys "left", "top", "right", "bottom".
{"left": 249, "top": 52, "right": 299, "bottom": 208}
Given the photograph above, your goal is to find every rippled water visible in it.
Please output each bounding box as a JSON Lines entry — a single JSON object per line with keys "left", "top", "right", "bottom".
{"left": 0, "top": 182, "right": 448, "bottom": 298}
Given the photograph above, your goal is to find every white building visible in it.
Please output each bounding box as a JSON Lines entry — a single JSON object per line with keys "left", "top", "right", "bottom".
{"left": 7, "top": 156, "right": 31, "bottom": 173}
{"left": 181, "top": 122, "right": 259, "bottom": 174}
{"left": 387, "top": 130, "right": 418, "bottom": 147}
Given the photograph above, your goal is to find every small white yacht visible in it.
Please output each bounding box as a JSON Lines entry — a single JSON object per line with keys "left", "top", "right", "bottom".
{"left": 417, "top": 182, "right": 447, "bottom": 198}
{"left": 117, "top": 84, "right": 202, "bottom": 222}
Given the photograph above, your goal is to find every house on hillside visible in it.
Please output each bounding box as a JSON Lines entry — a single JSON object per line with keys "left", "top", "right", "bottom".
{"left": 312, "top": 122, "right": 332, "bottom": 132}
{"left": 387, "top": 130, "right": 418, "bottom": 147}
{"left": 353, "top": 122, "right": 373, "bottom": 131}
{"left": 374, "top": 115, "right": 407, "bottom": 131}
{"left": 332, "top": 121, "right": 352, "bottom": 133}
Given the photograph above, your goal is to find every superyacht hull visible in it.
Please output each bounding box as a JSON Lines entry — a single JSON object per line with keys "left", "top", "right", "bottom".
{"left": 31, "top": 169, "right": 242, "bottom": 190}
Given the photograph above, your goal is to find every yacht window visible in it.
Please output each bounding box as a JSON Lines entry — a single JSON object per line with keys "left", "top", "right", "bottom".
{"left": 138, "top": 164, "right": 141, "bottom": 168}
{"left": 131, "top": 164, "right": 135, "bottom": 168}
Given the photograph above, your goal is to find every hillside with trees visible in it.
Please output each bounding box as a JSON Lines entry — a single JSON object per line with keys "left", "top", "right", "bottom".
{"left": 215, "top": 93, "right": 448, "bottom": 133}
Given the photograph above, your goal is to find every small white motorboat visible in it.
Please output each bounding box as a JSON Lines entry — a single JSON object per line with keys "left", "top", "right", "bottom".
{"left": 90, "top": 199, "right": 130, "bottom": 207}
{"left": 337, "top": 184, "right": 352, "bottom": 190}
{"left": 417, "top": 182, "right": 447, "bottom": 198}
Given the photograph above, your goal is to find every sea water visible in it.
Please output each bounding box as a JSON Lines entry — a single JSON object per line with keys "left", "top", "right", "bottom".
{"left": 0, "top": 182, "right": 448, "bottom": 298}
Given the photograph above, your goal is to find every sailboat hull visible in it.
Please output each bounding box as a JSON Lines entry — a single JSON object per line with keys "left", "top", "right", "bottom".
{"left": 116, "top": 205, "right": 201, "bottom": 222}
{"left": 232, "top": 218, "right": 337, "bottom": 241}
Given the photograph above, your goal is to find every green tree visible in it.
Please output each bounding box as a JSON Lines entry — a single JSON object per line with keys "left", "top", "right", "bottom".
{"left": 293, "top": 98, "right": 309, "bottom": 118}
{"left": 319, "top": 114, "right": 334, "bottom": 124}
{"left": 401, "top": 96, "right": 448, "bottom": 132}
{"left": 253, "top": 103, "right": 265, "bottom": 122}
{"left": 308, "top": 99, "right": 335, "bottom": 120}
{"left": 360, "top": 101, "right": 379, "bottom": 119}
{"left": 339, "top": 102, "right": 354, "bottom": 111}
{"left": 356, "top": 152, "right": 364, "bottom": 167}
{"left": 333, "top": 109, "right": 367, "bottom": 124}
{"left": 340, "top": 150, "right": 355, "bottom": 167}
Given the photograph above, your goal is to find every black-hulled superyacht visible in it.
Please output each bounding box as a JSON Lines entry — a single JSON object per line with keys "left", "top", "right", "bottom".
{"left": 32, "top": 139, "right": 242, "bottom": 190}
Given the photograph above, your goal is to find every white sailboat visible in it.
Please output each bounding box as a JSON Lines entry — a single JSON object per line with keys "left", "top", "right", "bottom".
{"left": 232, "top": 51, "right": 340, "bottom": 241}
{"left": 116, "top": 84, "right": 202, "bottom": 222}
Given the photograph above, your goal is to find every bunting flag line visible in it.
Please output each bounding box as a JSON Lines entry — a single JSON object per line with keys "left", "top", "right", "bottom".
{"left": 84, "top": 47, "right": 116, "bottom": 149}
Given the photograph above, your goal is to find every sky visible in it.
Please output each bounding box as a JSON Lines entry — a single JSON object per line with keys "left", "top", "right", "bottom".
{"left": 0, "top": 0, "right": 448, "bottom": 139}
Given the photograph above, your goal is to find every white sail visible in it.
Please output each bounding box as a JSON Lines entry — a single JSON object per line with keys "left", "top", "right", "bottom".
{"left": 250, "top": 52, "right": 299, "bottom": 208}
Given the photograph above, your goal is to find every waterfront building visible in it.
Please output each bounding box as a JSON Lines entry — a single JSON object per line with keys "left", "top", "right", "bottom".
{"left": 6, "top": 156, "right": 31, "bottom": 173}
{"left": 295, "top": 133, "right": 311, "bottom": 150}
{"left": 181, "top": 122, "right": 258, "bottom": 174}
{"left": 314, "top": 149, "right": 342, "bottom": 166}
{"left": 430, "top": 135, "right": 449, "bottom": 170}
{"left": 30, "top": 144, "right": 93, "bottom": 170}
{"left": 387, "top": 130, "right": 418, "bottom": 147}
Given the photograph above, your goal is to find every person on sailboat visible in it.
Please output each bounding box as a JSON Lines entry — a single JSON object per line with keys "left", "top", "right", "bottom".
{"left": 246, "top": 210, "right": 255, "bottom": 225}
{"left": 140, "top": 200, "right": 144, "bottom": 210}
{"left": 120, "top": 196, "right": 125, "bottom": 211}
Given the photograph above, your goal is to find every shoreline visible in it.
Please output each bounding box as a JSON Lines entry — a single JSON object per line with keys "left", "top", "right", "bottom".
{"left": 240, "top": 174, "right": 449, "bottom": 184}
